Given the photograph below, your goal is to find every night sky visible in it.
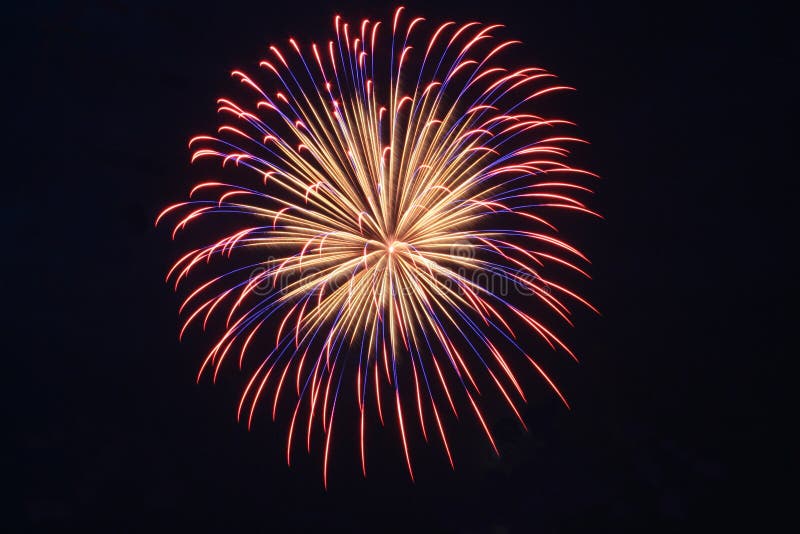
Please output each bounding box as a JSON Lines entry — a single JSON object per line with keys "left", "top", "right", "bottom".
{"left": 11, "top": 1, "right": 793, "bottom": 531}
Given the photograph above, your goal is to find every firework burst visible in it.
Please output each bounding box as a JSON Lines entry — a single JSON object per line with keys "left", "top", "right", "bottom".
{"left": 157, "top": 7, "right": 599, "bottom": 485}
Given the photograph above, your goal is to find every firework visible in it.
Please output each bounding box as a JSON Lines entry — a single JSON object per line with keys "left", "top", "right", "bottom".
{"left": 157, "top": 7, "right": 599, "bottom": 485}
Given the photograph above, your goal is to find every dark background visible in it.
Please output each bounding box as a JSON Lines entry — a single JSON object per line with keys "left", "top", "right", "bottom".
{"left": 9, "top": 0, "right": 794, "bottom": 531}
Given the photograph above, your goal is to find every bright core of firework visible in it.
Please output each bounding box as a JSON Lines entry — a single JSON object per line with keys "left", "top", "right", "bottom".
{"left": 157, "top": 7, "right": 599, "bottom": 486}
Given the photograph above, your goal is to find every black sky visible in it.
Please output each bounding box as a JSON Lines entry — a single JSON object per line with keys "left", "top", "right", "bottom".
{"left": 10, "top": 0, "right": 794, "bottom": 531}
